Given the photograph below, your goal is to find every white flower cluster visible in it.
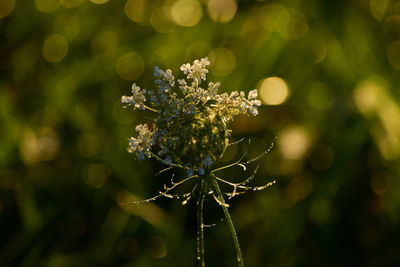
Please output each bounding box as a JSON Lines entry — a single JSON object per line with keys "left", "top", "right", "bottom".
{"left": 122, "top": 57, "right": 262, "bottom": 176}
{"left": 180, "top": 58, "right": 210, "bottom": 85}
{"left": 127, "top": 124, "right": 154, "bottom": 160}
{"left": 121, "top": 84, "right": 147, "bottom": 110}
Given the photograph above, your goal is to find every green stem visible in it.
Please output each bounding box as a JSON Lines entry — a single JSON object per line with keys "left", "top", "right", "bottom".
{"left": 197, "top": 179, "right": 207, "bottom": 267}
{"left": 144, "top": 105, "right": 159, "bottom": 113}
{"left": 211, "top": 177, "right": 244, "bottom": 267}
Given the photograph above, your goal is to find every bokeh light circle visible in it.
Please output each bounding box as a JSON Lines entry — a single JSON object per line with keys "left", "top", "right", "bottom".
{"left": 207, "top": 0, "right": 237, "bottom": 23}
{"left": 116, "top": 51, "right": 144, "bottom": 81}
{"left": 282, "top": 9, "right": 308, "bottom": 40}
{"left": 42, "top": 34, "right": 69, "bottom": 63}
{"left": 171, "top": 0, "right": 202, "bottom": 27}
{"left": 279, "top": 126, "right": 311, "bottom": 160}
{"left": 125, "top": 0, "right": 146, "bottom": 23}
{"left": 258, "top": 77, "right": 289, "bottom": 105}
{"left": 35, "top": 0, "right": 60, "bottom": 13}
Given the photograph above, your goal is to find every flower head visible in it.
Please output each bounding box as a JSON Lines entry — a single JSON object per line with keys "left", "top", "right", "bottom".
{"left": 121, "top": 83, "right": 147, "bottom": 110}
{"left": 122, "top": 57, "right": 262, "bottom": 175}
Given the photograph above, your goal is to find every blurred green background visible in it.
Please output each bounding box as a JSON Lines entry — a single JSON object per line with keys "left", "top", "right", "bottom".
{"left": 1, "top": 0, "right": 400, "bottom": 266}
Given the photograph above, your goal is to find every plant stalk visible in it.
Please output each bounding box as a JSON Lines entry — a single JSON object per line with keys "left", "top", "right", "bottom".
{"left": 211, "top": 177, "right": 244, "bottom": 267}
{"left": 197, "top": 179, "right": 207, "bottom": 267}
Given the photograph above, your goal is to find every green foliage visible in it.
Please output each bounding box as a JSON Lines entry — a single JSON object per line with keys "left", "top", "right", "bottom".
{"left": 1, "top": 0, "right": 400, "bottom": 266}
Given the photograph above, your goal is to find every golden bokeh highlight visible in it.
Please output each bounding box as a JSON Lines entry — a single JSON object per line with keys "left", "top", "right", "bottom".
{"left": 116, "top": 51, "right": 144, "bottom": 81}
{"left": 353, "top": 77, "right": 400, "bottom": 160}
{"left": 279, "top": 125, "right": 312, "bottom": 160}
{"left": 60, "top": 0, "right": 84, "bottom": 8}
{"left": 258, "top": 4, "right": 290, "bottom": 32}
{"left": 353, "top": 79, "right": 382, "bottom": 114}
{"left": 0, "top": 0, "right": 14, "bottom": 18}
{"left": 35, "top": 0, "right": 60, "bottom": 13}
{"left": 90, "top": 0, "right": 109, "bottom": 4}
{"left": 20, "top": 127, "right": 60, "bottom": 165}
{"left": 208, "top": 48, "right": 236, "bottom": 76}
{"left": 42, "top": 34, "right": 69, "bottom": 63}
{"left": 282, "top": 9, "right": 308, "bottom": 40}
{"left": 207, "top": 0, "right": 237, "bottom": 23}
{"left": 387, "top": 40, "right": 400, "bottom": 70}
{"left": 171, "top": 0, "right": 202, "bottom": 27}
{"left": 258, "top": 77, "right": 289, "bottom": 105}
{"left": 125, "top": 0, "right": 146, "bottom": 23}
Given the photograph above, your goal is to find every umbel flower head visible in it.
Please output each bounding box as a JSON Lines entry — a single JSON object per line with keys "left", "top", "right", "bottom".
{"left": 122, "top": 57, "right": 261, "bottom": 176}
{"left": 121, "top": 58, "right": 275, "bottom": 267}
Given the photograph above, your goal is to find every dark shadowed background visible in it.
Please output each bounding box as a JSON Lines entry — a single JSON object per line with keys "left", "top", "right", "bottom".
{"left": 1, "top": 0, "right": 400, "bottom": 266}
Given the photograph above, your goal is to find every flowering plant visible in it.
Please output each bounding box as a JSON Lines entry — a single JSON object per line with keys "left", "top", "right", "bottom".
{"left": 121, "top": 57, "right": 274, "bottom": 266}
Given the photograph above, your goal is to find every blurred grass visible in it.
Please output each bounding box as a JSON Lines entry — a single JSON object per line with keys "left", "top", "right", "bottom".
{"left": 1, "top": 0, "right": 400, "bottom": 266}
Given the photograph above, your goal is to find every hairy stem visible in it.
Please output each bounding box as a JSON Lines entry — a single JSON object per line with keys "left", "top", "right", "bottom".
{"left": 197, "top": 179, "right": 207, "bottom": 267}
{"left": 211, "top": 177, "right": 244, "bottom": 267}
